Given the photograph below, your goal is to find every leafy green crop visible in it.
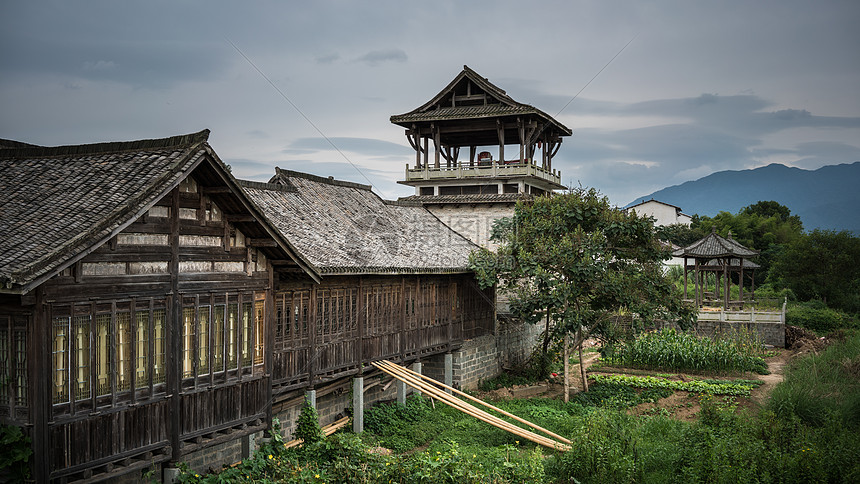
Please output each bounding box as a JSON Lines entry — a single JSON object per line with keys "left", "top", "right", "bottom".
{"left": 590, "top": 374, "right": 754, "bottom": 396}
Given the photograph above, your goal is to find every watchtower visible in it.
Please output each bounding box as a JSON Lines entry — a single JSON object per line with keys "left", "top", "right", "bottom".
{"left": 392, "top": 66, "right": 572, "bottom": 247}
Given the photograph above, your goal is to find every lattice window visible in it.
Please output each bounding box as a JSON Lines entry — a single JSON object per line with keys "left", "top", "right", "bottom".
{"left": 182, "top": 307, "right": 195, "bottom": 379}
{"left": 135, "top": 311, "right": 148, "bottom": 383}
{"left": 214, "top": 305, "right": 225, "bottom": 372}
{"left": 153, "top": 308, "right": 166, "bottom": 384}
{"left": 13, "top": 329, "right": 26, "bottom": 407}
{"left": 198, "top": 305, "right": 210, "bottom": 376}
{"left": 73, "top": 315, "right": 91, "bottom": 400}
{"left": 116, "top": 312, "right": 132, "bottom": 391}
{"left": 227, "top": 303, "right": 238, "bottom": 370}
{"left": 241, "top": 302, "right": 252, "bottom": 367}
{"left": 52, "top": 317, "right": 70, "bottom": 404}
{"left": 94, "top": 313, "right": 111, "bottom": 397}
{"left": 254, "top": 299, "right": 264, "bottom": 366}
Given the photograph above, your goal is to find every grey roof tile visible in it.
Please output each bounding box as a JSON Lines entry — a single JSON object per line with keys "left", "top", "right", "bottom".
{"left": 673, "top": 229, "right": 759, "bottom": 258}
{"left": 0, "top": 131, "right": 210, "bottom": 288}
{"left": 240, "top": 169, "right": 479, "bottom": 274}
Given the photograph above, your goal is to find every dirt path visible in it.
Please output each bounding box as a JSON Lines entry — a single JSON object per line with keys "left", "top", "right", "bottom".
{"left": 750, "top": 354, "right": 788, "bottom": 405}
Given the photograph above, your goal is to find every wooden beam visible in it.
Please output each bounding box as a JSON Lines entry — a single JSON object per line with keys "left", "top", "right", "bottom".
{"left": 201, "top": 186, "right": 232, "bottom": 194}
{"left": 225, "top": 214, "right": 257, "bottom": 223}
{"left": 247, "top": 239, "right": 278, "bottom": 247}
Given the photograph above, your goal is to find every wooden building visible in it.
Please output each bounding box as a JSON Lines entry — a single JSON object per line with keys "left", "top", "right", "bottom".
{"left": 0, "top": 132, "right": 494, "bottom": 482}
{"left": 391, "top": 65, "right": 572, "bottom": 248}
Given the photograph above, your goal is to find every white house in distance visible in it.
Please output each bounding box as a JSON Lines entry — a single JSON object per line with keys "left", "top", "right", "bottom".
{"left": 626, "top": 199, "right": 692, "bottom": 267}
{"left": 626, "top": 199, "right": 692, "bottom": 227}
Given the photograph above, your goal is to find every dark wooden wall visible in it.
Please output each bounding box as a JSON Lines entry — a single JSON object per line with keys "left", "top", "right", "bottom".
{"left": 0, "top": 174, "right": 496, "bottom": 482}
{"left": 271, "top": 274, "right": 495, "bottom": 396}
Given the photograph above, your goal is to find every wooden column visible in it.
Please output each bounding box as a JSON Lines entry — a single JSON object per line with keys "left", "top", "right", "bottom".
{"left": 168, "top": 186, "right": 182, "bottom": 463}
{"left": 265, "top": 265, "right": 275, "bottom": 429}
{"left": 497, "top": 121, "right": 505, "bottom": 163}
{"left": 469, "top": 146, "right": 476, "bottom": 166}
{"left": 32, "top": 287, "right": 49, "bottom": 483}
{"left": 433, "top": 125, "right": 441, "bottom": 169}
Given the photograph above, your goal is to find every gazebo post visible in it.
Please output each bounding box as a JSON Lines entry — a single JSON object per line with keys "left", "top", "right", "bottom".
{"left": 739, "top": 262, "right": 745, "bottom": 308}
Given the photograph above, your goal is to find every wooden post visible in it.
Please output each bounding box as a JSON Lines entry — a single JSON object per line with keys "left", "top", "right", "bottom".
{"left": 168, "top": 187, "right": 182, "bottom": 463}
{"left": 33, "top": 288, "right": 49, "bottom": 483}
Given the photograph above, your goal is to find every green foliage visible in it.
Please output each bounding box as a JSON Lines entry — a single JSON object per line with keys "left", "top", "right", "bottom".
{"left": 771, "top": 229, "right": 860, "bottom": 313}
{"left": 363, "top": 395, "right": 441, "bottom": 452}
{"left": 0, "top": 425, "right": 32, "bottom": 483}
{"left": 768, "top": 331, "right": 860, "bottom": 429}
{"left": 656, "top": 223, "right": 705, "bottom": 247}
{"left": 478, "top": 371, "right": 538, "bottom": 391}
{"left": 786, "top": 302, "right": 853, "bottom": 333}
{"left": 470, "top": 187, "right": 696, "bottom": 378}
{"left": 295, "top": 400, "right": 324, "bottom": 445}
{"left": 603, "top": 329, "right": 769, "bottom": 374}
{"left": 570, "top": 382, "right": 674, "bottom": 409}
{"left": 694, "top": 200, "right": 804, "bottom": 284}
{"left": 591, "top": 374, "right": 755, "bottom": 396}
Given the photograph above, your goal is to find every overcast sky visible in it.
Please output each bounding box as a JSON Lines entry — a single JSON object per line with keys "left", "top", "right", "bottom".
{"left": 2, "top": 1, "right": 859, "bottom": 206}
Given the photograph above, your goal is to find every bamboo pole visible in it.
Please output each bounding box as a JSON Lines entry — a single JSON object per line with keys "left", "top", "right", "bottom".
{"left": 283, "top": 416, "right": 350, "bottom": 449}
{"left": 379, "top": 360, "right": 572, "bottom": 445}
{"left": 374, "top": 362, "right": 565, "bottom": 451}
{"left": 373, "top": 361, "right": 570, "bottom": 450}
{"left": 374, "top": 361, "right": 565, "bottom": 450}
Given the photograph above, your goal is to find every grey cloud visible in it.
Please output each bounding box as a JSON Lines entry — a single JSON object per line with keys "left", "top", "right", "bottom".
{"left": 287, "top": 137, "right": 413, "bottom": 157}
{"left": 315, "top": 54, "right": 341, "bottom": 64}
{"left": 355, "top": 49, "right": 408, "bottom": 66}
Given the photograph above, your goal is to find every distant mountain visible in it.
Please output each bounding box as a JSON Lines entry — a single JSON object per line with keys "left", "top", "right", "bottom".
{"left": 627, "top": 162, "right": 860, "bottom": 233}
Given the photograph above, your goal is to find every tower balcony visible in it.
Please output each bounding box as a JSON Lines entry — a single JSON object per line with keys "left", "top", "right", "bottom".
{"left": 403, "top": 159, "right": 562, "bottom": 187}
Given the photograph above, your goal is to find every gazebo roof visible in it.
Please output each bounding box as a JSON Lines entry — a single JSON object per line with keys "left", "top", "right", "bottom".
{"left": 672, "top": 228, "right": 759, "bottom": 259}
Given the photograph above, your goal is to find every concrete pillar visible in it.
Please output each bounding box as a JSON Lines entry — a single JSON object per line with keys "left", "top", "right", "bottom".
{"left": 353, "top": 377, "right": 364, "bottom": 433}
{"left": 396, "top": 380, "right": 407, "bottom": 405}
{"left": 411, "top": 361, "right": 422, "bottom": 396}
{"left": 444, "top": 353, "right": 453, "bottom": 394}
{"left": 163, "top": 467, "right": 181, "bottom": 483}
{"left": 305, "top": 389, "right": 316, "bottom": 409}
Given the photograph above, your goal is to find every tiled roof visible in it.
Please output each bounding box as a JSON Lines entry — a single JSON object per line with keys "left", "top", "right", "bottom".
{"left": 673, "top": 229, "right": 759, "bottom": 258}
{"left": 0, "top": 131, "right": 211, "bottom": 289}
{"left": 391, "top": 104, "right": 538, "bottom": 123}
{"left": 240, "top": 169, "right": 480, "bottom": 274}
{"left": 399, "top": 193, "right": 532, "bottom": 204}
{"left": 703, "top": 258, "right": 760, "bottom": 269}
{"left": 390, "top": 65, "right": 572, "bottom": 136}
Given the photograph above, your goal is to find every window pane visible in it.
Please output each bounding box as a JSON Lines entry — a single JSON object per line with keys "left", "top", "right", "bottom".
{"left": 117, "top": 312, "right": 131, "bottom": 392}
{"left": 241, "top": 302, "right": 252, "bottom": 366}
{"left": 182, "top": 307, "right": 194, "bottom": 379}
{"left": 227, "top": 303, "right": 238, "bottom": 370}
{"left": 135, "top": 312, "right": 148, "bottom": 384}
{"left": 153, "top": 309, "right": 166, "bottom": 384}
{"left": 198, "top": 306, "right": 209, "bottom": 376}
{"left": 254, "top": 300, "right": 264, "bottom": 366}
{"left": 74, "top": 315, "right": 91, "bottom": 400}
{"left": 95, "top": 314, "right": 111, "bottom": 397}
{"left": 52, "top": 317, "right": 69, "bottom": 404}
{"left": 214, "top": 305, "right": 225, "bottom": 372}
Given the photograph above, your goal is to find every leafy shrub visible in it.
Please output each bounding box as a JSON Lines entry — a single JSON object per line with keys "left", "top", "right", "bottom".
{"left": 786, "top": 302, "right": 851, "bottom": 333}
{"left": 0, "top": 425, "right": 31, "bottom": 483}
{"left": 295, "top": 400, "right": 324, "bottom": 445}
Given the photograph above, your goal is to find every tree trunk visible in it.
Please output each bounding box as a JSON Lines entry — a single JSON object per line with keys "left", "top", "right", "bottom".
{"left": 578, "top": 327, "right": 589, "bottom": 392}
{"left": 563, "top": 332, "right": 570, "bottom": 402}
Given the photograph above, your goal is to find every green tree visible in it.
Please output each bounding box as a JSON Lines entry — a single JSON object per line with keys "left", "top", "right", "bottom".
{"left": 771, "top": 229, "right": 860, "bottom": 313}
{"left": 469, "top": 188, "right": 695, "bottom": 379}
{"left": 693, "top": 201, "right": 803, "bottom": 283}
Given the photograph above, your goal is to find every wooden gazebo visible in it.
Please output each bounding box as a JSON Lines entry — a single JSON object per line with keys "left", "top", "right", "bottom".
{"left": 673, "top": 229, "right": 759, "bottom": 309}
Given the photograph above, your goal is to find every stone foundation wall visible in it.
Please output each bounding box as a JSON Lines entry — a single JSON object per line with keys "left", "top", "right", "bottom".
{"left": 450, "top": 319, "right": 542, "bottom": 390}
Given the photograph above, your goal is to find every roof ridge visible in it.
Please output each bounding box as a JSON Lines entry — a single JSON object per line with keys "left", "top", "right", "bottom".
{"left": 271, "top": 167, "right": 372, "bottom": 191}
{"left": 0, "top": 129, "right": 210, "bottom": 158}
{"left": 237, "top": 179, "right": 299, "bottom": 193}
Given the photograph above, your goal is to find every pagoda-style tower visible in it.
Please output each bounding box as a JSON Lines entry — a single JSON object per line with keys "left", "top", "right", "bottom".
{"left": 392, "top": 65, "right": 572, "bottom": 247}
